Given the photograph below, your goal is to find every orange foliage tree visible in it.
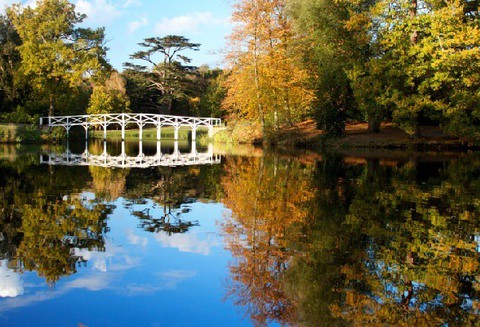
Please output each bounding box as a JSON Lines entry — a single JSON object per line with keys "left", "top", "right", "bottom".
{"left": 223, "top": 0, "right": 314, "bottom": 136}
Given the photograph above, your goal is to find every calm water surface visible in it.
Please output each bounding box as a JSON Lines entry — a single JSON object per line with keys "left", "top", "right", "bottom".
{"left": 0, "top": 141, "right": 479, "bottom": 326}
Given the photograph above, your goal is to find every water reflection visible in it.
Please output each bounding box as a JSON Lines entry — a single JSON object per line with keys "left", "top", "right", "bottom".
{"left": 40, "top": 140, "right": 220, "bottom": 168}
{"left": 221, "top": 153, "right": 480, "bottom": 326}
{"left": 1, "top": 143, "right": 480, "bottom": 325}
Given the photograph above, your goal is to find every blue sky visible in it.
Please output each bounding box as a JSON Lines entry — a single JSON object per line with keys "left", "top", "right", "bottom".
{"left": 0, "top": 0, "right": 233, "bottom": 70}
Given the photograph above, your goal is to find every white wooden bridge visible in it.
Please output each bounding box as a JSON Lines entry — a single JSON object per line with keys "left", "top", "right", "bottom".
{"left": 40, "top": 141, "right": 221, "bottom": 168}
{"left": 40, "top": 113, "right": 222, "bottom": 140}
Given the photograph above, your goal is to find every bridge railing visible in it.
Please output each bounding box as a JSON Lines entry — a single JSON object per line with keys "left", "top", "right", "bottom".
{"left": 40, "top": 113, "right": 222, "bottom": 127}
{"left": 39, "top": 113, "right": 223, "bottom": 140}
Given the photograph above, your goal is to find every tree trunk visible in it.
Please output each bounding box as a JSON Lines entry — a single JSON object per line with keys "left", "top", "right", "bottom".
{"left": 253, "top": 0, "right": 265, "bottom": 137}
{"left": 409, "top": 0, "right": 418, "bottom": 43}
{"left": 49, "top": 93, "right": 54, "bottom": 116}
{"left": 367, "top": 120, "right": 381, "bottom": 133}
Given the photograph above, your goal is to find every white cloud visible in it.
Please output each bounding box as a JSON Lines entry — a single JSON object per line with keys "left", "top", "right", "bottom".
{"left": 75, "top": 0, "right": 122, "bottom": 25}
{"left": 128, "top": 17, "right": 148, "bottom": 34}
{"left": 75, "top": 238, "right": 141, "bottom": 273}
{"left": 154, "top": 12, "right": 224, "bottom": 35}
{"left": 154, "top": 231, "right": 218, "bottom": 256}
{"left": 0, "top": 263, "right": 24, "bottom": 298}
{"left": 66, "top": 274, "right": 112, "bottom": 291}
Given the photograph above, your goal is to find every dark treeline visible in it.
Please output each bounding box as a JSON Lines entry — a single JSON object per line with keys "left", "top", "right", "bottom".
{"left": 0, "top": 0, "right": 224, "bottom": 125}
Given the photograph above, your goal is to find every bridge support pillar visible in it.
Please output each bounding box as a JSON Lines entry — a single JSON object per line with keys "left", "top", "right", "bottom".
{"left": 157, "top": 124, "right": 162, "bottom": 141}
{"left": 191, "top": 125, "right": 197, "bottom": 141}
{"left": 84, "top": 124, "right": 89, "bottom": 140}
{"left": 208, "top": 126, "right": 213, "bottom": 139}
{"left": 191, "top": 141, "right": 197, "bottom": 156}
{"left": 139, "top": 124, "right": 143, "bottom": 141}
{"left": 121, "top": 113, "right": 125, "bottom": 141}
{"left": 174, "top": 141, "right": 179, "bottom": 157}
{"left": 174, "top": 125, "right": 179, "bottom": 140}
{"left": 208, "top": 143, "right": 214, "bottom": 157}
{"left": 103, "top": 124, "right": 107, "bottom": 141}
{"left": 139, "top": 141, "right": 144, "bottom": 157}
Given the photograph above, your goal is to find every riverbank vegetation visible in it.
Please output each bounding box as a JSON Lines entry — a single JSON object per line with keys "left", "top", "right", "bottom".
{"left": 221, "top": 0, "right": 480, "bottom": 143}
{"left": 0, "top": 0, "right": 479, "bottom": 147}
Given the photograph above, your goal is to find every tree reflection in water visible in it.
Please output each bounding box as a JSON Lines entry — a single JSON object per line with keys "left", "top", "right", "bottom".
{"left": 0, "top": 161, "right": 111, "bottom": 285}
{"left": 221, "top": 152, "right": 480, "bottom": 326}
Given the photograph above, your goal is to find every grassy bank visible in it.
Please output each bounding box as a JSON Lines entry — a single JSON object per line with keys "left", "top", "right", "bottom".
{"left": 209, "top": 120, "right": 479, "bottom": 150}
{"left": 89, "top": 126, "right": 208, "bottom": 140}
{"left": 0, "top": 124, "right": 67, "bottom": 144}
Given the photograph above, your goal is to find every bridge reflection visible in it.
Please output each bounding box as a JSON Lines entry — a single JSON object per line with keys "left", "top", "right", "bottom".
{"left": 40, "top": 140, "right": 220, "bottom": 168}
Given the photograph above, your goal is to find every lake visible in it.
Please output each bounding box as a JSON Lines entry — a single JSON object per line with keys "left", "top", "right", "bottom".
{"left": 0, "top": 140, "right": 479, "bottom": 326}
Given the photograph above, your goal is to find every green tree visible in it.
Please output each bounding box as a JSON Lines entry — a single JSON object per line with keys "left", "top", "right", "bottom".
{"left": 0, "top": 14, "right": 22, "bottom": 114}
{"left": 8, "top": 0, "right": 108, "bottom": 116}
{"left": 288, "top": 0, "right": 372, "bottom": 135}
{"left": 351, "top": 0, "right": 480, "bottom": 137}
{"left": 88, "top": 72, "right": 130, "bottom": 114}
{"left": 124, "top": 35, "right": 200, "bottom": 114}
{"left": 197, "top": 67, "right": 227, "bottom": 118}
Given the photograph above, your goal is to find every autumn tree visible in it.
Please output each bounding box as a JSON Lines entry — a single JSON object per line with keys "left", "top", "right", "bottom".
{"left": 224, "top": 0, "right": 313, "bottom": 137}
{"left": 124, "top": 35, "right": 200, "bottom": 114}
{"left": 7, "top": 0, "right": 108, "bottom": 116}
